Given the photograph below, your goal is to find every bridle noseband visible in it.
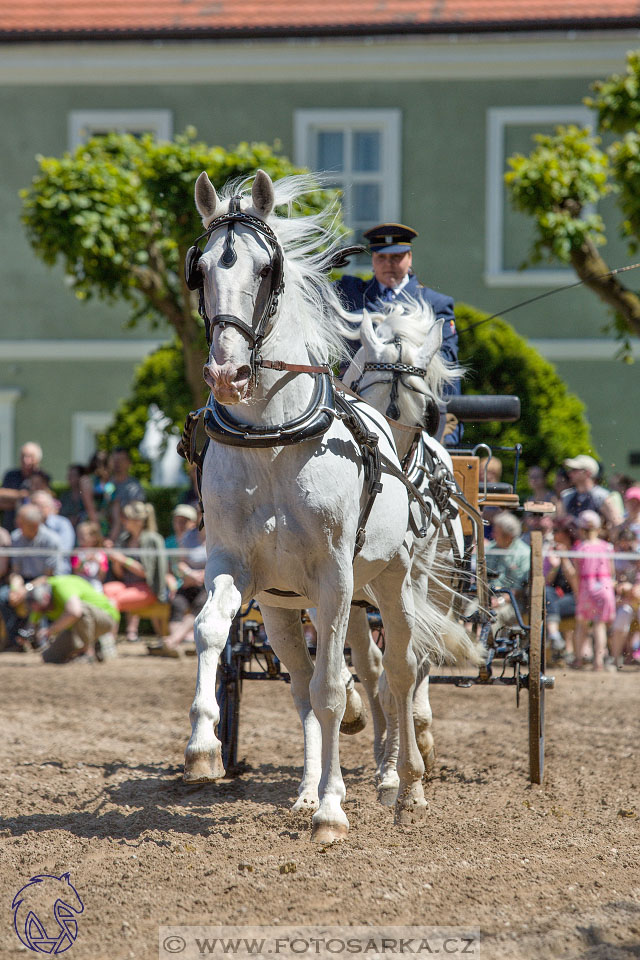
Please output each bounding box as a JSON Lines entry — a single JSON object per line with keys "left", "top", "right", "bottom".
{"left": 349, "top": 336, "right": 428, "bottom": 421}
{"left": 185, "top": 195, "right": 285, "bottom": 382}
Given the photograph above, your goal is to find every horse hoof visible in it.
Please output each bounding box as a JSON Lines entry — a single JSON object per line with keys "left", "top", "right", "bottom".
{"left": 423, "top": 746, "right": 436, "bottom": 776}
{"left": 377, "top": 783, "right": 399, "bottom": 807}
{"left": 394, "top": 796, "right": 428, "bottom": 825}
{"left": 183, "top": 749, "right": 225, "bottom": 782}
{"left": 340, "top": 714, "right": 367, "bottom": 735}
{"left": 341, "top": 689, "right": 367, "bottom": 734}
{"left": 292, "top": 794, "right": 319, "bottom": 814}
{"left": 311, "top": 821, "right": 349, "bottom": 843}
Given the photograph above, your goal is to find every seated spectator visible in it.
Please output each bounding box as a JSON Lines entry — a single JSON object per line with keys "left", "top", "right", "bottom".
{"left": 18, "top": 574, "right": 120, "bottom": 663}
{"left": 30, "top": 490, "right": 75, "bottom": 574}
{"left": 165, "top": 504, "right": 198, "bottom": 581}
{"left": 479, "top": 456, "right": 503, "bottom": 486}
{"left": 71, "top": 521, "right": 109, "bottom": 591}
{"left": 522, "top": 511, "right": 554, "bottom": 549}
{"left": 0, "top": 442, "right": 50, "bottom": 530}
{"left": 59, "top": 464, "right": 87, "bottom": 528}
{"left": 150, "top": 510, "right": 206, "bottom": 658}
{"left": 106, "top": 448, "right": 146, "bottom": 542}
{"left": 622, "top": 486, "right": 640, "bottom": 542}
{"left": 104, "top": 501, "right": 168, "bottom": 642}
{"left": 544, "top": 518, "right": 578, "bottom": 662}
{"left": 561, "top": 455, "right": 623, "bottom": 528}
{"left": 465, "top": 512, "right": 530, "bottom": 638}
{"left": 0, "top": 505, "right": 61, "bottom": 649}
{"left": 80, "top": 450, "right": 115, "bottom": 536}
{"left": 527, "top": 465, "right": 553, "bottom": 502}
{"left": 572, "top": 510, "right": 616, "bottom": 672}
{"left": 609, "top": 528, "right": 640, "bottom": 669}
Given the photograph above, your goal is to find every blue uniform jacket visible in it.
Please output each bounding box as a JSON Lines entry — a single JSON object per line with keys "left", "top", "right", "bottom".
{"left": 335, "top": 272, "right": 462, "bottom": 443}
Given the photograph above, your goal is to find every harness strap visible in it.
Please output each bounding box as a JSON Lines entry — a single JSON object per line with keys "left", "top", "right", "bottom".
{"left": 259, "top": 359, "right": 332, "bottom": 375}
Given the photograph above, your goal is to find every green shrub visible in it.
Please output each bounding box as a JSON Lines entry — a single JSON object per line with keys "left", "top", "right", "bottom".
{"left": 456, "top": 303, "right": 594, "bottom": 486}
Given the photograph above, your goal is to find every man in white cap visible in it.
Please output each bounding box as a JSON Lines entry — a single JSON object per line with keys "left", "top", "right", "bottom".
{"left": 561, "top": 455, "right": 622, "bottom": 526}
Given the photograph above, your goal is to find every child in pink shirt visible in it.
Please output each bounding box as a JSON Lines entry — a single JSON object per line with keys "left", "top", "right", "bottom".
{"left": 572, "top": 510, "right": 615, "bottom": 671}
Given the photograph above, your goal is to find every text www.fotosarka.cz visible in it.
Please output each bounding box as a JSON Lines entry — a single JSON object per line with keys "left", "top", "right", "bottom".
{"left": 159, "top": 926, "right": 480, "bottom": 959}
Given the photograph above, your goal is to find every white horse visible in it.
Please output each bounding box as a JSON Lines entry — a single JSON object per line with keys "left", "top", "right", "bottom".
{"left": 183, "top": 170, "right": 447, "bottom": 841}
{"left": 342, "top": 301, "right": 483, "bottom": 803}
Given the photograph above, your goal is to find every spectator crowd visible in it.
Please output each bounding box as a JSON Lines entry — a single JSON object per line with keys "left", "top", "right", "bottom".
{"left": 0, "top": 442, "right": 202, "bottom": 663}
{"left": 1, "top": 441, "right": 639, "bottom": 672}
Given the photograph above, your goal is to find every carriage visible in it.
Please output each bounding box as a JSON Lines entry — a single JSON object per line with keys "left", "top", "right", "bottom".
{"left": 213, "top": 391, "right": 555, "bottom": 786}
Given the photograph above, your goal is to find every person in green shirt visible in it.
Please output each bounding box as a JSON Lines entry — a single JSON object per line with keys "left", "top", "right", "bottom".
{"left": 20, "top": 574, "right": 120, "bottom": 663}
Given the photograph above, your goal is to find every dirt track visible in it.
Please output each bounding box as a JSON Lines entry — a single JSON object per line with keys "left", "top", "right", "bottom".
{"left": 1, "top": 646, "right": 639, "bottom": 960}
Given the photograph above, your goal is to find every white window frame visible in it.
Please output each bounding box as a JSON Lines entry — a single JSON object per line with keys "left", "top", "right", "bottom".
{"left": 71, "top": 412, "right": 113, "bottom": 464}
{"left": 294, "top": 109, "right": 401, "bottom": 235}
{"left": 0, "top": 389, "right": 21, "bottom": 479}
{"left": 485, "top": 105, "right": 594, "bottom": 287}
{"left": 68, "top": 109, "right": 173, "bottom": 150}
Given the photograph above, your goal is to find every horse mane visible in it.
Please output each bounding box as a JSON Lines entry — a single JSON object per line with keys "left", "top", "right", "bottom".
{"left": 218, "top": 174, "right": 350, "bottom": 364}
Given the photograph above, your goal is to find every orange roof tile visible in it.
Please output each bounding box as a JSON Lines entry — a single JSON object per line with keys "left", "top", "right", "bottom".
{"left": 1, "top": 0, "right": 639, "bottom": 39}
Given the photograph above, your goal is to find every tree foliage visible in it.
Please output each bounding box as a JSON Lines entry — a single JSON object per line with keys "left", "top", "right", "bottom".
{"left": 504, "top": 50, "right": 640, "bottom": 348}
{"left": 456, "top": 303, "right": 594, "bottom": 481}
{"left": 99, "top": 341, "right": 192, "bottom": 482}
{"left": 20, "top": 130, "right": 339, "bottom": 405}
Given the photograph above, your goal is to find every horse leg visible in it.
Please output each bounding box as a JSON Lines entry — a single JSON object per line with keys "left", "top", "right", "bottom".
{"left": 260, "top": 606, "right": 321, "bottom": 814}
{"left": 376, "top": 669, "right": 400, "bottom": 806}
{"left": 184, "top": 572, "right": 242, "bottom": 782}
{"left": 309, "top": 608, "right": 366, "bottom": 736}
{"left": 372, "top": 555, "right": 427, "bottom": 825}
{"left": 345, "top": 606, "right": 386, "bottom": 766}
{"left": 310, "top": 574, "right": 352, "bottom": 843}
{"left": 413, "top": 666, "right": 436, "bottom": 775}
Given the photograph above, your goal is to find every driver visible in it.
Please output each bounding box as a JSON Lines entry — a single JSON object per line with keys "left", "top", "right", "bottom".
{"left": 335, "top": 222, "right": 461, "bottom": 442}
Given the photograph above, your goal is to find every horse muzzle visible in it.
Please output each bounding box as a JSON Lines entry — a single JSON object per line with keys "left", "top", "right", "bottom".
{"left": 203, "top": 360, "right": 252, "bottom": 404}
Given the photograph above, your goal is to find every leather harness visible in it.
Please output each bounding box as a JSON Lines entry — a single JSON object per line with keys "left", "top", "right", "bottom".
{"left": 179, "top": 197, "right": 464, "bottom": 574}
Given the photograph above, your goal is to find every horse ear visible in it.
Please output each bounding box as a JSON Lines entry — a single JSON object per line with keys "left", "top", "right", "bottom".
{"left": 359, "top": 309, "right": 382, "bottom": 353}
{"left": 252, "top": 169, "right": 275, "bottom": 219}
{"left": 195, "top": 172, "right": 219, "bottom": 222}
{"left": 415, "top": 318, "right": 444, "bottom": 370}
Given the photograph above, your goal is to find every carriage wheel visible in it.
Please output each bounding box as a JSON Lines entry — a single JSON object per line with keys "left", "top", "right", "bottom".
{"left": 528, "top": 531, "right": 546, "bottom": 784}
{"left": 216, "top": 623, "right": 243, "bottom": 775}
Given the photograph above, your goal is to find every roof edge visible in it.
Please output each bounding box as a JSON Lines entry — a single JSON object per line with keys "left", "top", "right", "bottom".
{"left": 1, "top": 17, "right": 639, "bottom": 44}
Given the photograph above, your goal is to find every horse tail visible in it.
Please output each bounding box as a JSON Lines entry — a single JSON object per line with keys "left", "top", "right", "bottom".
{"left": 410, "top": 535, "right": 485, "bottom": 668}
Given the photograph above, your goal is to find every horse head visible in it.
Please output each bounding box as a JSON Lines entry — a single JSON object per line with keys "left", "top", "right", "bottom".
{"left": 344, "top": 301, "right": 448, "bottom": 429}
{"left": 194, "top": 169, "right": 281, "bottom": 404}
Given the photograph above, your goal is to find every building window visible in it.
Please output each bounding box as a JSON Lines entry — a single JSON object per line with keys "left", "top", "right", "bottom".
{"left": 485, "top": 106, "right": 594, "bottom": 286}
{"left": 0, "top": 389, "right": 21, "bottom": 478}
{"left": 68, "top": 110, "right": 173, "bottom": 150}
{"left": 294, "top": 109, "right": 401, "bottom": 246}
{"left": 71, "top": 412, "right": 113, "bottom": 464}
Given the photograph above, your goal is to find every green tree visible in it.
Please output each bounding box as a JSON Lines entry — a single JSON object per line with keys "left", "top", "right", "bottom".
{"left": 505, "top": 50, "right": 640, "bottom": 350}
{"left": 20, "top": 130, "right": 337, "bottom": 407}
{"left": 456, "top": 303, "right": 593, "bottom": 481}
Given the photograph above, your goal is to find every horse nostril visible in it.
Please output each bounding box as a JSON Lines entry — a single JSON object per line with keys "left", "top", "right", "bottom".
{"left": 235, "top": 365, "right": 251, "bottom": 382}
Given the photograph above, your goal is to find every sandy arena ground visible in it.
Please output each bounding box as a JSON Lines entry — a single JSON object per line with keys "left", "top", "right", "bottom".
{"left": 1, "top": 645, "right": 639, "bottom": 960}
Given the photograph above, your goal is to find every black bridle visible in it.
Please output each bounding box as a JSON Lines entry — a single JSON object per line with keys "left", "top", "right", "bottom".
{"left": 184, "top": 195, "right": 285, "bottom": 383}
{"left": 349, "top": 337, "right": 428, "bottom": 421}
